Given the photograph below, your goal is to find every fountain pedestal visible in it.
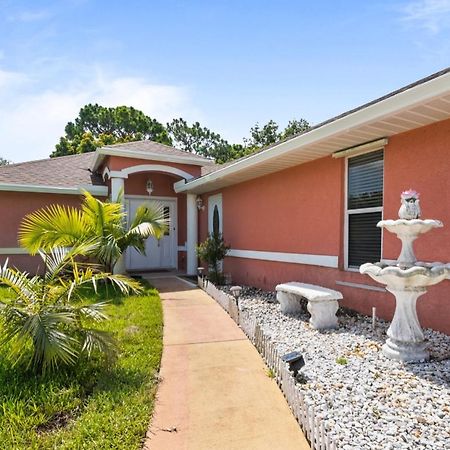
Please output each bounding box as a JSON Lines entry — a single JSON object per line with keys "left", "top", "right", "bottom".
{"left": 383, "top": 286, "right": 428, "bottom": 361}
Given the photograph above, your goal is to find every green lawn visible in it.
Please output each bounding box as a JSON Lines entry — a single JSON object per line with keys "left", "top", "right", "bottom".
{"left": 0, "top": 283, "right": 163, "bottom": 449}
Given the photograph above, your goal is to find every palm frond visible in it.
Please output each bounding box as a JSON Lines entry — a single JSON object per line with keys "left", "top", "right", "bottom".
{"left": 18, "top": 204, "right": 90, "bottom": 254}
{"left": 81, "top": 190, "right": 125, "bottom": 236}
{"left": 80, "top": 328, "right": 117, "bottom": 360}
{"left": 102, "top": 274, "right": 143, "bottom": 295}
{"left": 128, "top": 202, "right": 168, "bottom": 239}
{"left": 0, "top": 263, "right": 39, "bottom": 305}
{"left": 76, "top": 302, "right": 110, "bottom": 323}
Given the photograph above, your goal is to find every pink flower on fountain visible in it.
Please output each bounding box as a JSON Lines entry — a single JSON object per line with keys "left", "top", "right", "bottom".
{"left": 401, "top": 189, "right": 420, "bottom": 200}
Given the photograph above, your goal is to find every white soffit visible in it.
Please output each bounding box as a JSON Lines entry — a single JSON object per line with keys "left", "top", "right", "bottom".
{"left": 176, "top": 70, "right": 450, "bottom": 195}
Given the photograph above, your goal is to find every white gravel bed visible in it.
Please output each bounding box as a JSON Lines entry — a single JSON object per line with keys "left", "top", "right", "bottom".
{"left": 221, "top": 285, "right": 450, "bottom": 450}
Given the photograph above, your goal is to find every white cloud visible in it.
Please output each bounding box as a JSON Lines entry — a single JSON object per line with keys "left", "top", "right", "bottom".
{"left": 402, "top": 0, "right": 450, "bottom": 33}
{"left": 7, "top": 9, "right": 52, "bottom": 23}
{"left": 0, "top": 69, "right": 200, "bottom": 163}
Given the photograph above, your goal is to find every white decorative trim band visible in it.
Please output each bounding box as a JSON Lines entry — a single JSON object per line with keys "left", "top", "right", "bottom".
{"left": 0, "top": 248, "right": 30, "bottom": 255}
{"left": 335, "top": 280, "right": 386, "bottom": 292}
{"left": 228, "top": 249, "right": 339, "bottom": 268}
{"left": 0, "top": 183, "right": 108, "bottom": 196}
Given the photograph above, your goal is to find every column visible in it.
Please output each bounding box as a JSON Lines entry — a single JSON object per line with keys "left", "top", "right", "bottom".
{"left": 186, "top": 193, "right": 198, "bottom": 275}
{"left": 110, "top": 175, "right": 126, "bottom": 274}
{"left": 110, "top": 176, "right": 125, "bottom": 205}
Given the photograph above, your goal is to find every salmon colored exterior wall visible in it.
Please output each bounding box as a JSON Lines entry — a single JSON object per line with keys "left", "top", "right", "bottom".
{"left": 106, "top": 156, "right": 202, "bottom": 178}
{"left": 0, "top": 154, "right": 196, "bottom": 274}
{"left": 199, "top": 119, "right": 450, "bottom": 334}
{"left": 0, "top": 191, "right": 87, "bottom": 273}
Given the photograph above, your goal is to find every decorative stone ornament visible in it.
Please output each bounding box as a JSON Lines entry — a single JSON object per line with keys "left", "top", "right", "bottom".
{"left": 360, "top": 263, "right": 449, "bottom": 361}
{"left": 276, "top": 282, "right": 342, "bottom": 329}
{"left": 398, "top": 189, "right": 421, "bottom": 220}
{"left": 360, "top": 191, "right": 449, "bottom": 362}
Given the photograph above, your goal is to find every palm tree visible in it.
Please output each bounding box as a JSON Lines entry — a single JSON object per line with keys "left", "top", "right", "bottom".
{"left": 0, "top": 245, "right": 142, "bottom": 373}
{"left": 18, "top": 191, "right": 167, "bottom": 272}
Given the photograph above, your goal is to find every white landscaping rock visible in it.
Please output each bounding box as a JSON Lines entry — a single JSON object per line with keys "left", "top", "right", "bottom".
{"left": 219, "top": 285, "right": 450, "bottom": 450}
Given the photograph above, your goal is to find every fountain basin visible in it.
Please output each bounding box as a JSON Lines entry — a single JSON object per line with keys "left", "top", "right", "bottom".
{"left": 360, "top": 262, "right": 450, "bottom": 362}
{"left": 360, "top": 262, "right": 449, "bottom": 289}
{"left": 377, "top": 219, "right": 443, "bottom": 266}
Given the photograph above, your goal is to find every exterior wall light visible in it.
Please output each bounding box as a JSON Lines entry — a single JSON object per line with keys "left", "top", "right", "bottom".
{"left": 146, "top": 179, "right": 154, "bottom": 196}
{"left": 196, "top": 196, "right": 205, "bottom": 211}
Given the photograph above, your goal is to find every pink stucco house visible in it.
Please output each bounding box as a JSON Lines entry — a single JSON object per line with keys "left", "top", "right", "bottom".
{"left": 1, "top": 68, "right": 449, "bottom": 334}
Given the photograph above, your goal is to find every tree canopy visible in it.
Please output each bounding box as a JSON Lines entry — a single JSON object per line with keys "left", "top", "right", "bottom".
{"left": 51, "top": 104, "right": 171, "bottom": 157}
{"left": 52, "top": 104, "right": 310, "bottom": 164}
{"left": 0, "top": 157, "right": 10, "bottom": 166}
{"left": 167, "top": 118, "right": 232, "bottom": 163}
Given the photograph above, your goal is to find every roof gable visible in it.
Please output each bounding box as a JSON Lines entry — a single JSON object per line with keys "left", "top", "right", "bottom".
{"left": 91, "top": 140, "right": 215, "bottom": 171}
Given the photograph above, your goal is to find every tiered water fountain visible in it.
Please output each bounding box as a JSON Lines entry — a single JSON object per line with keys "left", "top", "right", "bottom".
{"left": 360, "top": 190, "right": 450, "bottom": 362}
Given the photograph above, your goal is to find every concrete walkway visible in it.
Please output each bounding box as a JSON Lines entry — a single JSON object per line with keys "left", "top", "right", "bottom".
{"left": 144, "top": 276, "right": 309, "bottom": 450}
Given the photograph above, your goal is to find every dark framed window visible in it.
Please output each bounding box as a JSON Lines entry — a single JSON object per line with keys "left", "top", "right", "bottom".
{"left": 346, "top": 150, "right": 384, "bottom": 267}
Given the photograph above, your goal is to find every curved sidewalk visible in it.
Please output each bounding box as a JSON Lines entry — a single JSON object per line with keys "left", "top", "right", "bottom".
{"left": 144, "top": 276, "right": 309, "bottom": 450}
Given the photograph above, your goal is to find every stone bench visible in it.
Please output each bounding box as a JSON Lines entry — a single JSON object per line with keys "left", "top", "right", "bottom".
{"left": 275, "top": 282, "right": 343, "bottom": 330}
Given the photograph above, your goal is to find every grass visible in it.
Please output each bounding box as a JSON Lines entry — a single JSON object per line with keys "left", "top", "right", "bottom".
{"left": 0, "top": 283, "right": 163, "bottom": 449}
{"left": 335, "top": 356, "right": 348, "bottom": 365}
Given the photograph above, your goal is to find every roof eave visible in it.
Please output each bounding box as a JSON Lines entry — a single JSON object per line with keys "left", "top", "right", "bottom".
{"left": 91, "top": 147, "right": 215, "bottom": 172}
{"left": 175, "top": 70, "right": 450, "bottom": 195}
{"left": 0, "top": 183, "right": 108, "bottom": 196}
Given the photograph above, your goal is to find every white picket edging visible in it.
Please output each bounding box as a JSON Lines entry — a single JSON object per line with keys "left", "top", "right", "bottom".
{"left": 199, "top": 277, "right": 339, "bottom": 450}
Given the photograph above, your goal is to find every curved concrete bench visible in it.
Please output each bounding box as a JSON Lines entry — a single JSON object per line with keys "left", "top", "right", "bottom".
{"left": 275, "top": 282, "right": 343, "bottom": 330}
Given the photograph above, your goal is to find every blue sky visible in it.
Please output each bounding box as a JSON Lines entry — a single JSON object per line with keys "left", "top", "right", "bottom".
{"left": 1, "top": 0, "right": 449, "bottom": 162}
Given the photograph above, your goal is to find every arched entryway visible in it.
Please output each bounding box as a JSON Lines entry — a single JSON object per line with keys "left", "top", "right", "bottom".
{"left": 106, "top": 163, "right": 199, "bottom": 275}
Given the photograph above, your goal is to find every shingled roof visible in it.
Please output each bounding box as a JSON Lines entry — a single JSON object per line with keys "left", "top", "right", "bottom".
{"left": 91, "top": 140, "right": 215, "bottom": 171}
{"left": 100, "top": 140, "right": 212, "bottom": 162}
{"left": 0, "top": 152, "right": 103, "bottom": 188}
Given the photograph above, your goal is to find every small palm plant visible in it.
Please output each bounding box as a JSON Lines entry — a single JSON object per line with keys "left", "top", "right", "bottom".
{"left": 0, "top": 245, "right": 142, "bottom": 373}
{"left": 18, "top": 191, "right": 167, "bottom": 272}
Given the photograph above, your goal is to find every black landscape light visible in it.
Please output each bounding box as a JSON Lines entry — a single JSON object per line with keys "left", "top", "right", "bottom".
{"left": 230, "top": 285, "right": 242, "bottom": 306}
{"left": 281, "top": 351, "right": 305, "bottom": 379}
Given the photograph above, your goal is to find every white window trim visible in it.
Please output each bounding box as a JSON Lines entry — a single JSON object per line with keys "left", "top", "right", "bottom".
{"left": 344, "top": 150, "right": 385, "bottom": 271}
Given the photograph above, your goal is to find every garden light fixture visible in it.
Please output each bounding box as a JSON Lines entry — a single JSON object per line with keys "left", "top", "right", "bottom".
{"left": 230, "top": 285, "right": 242, "bottom": 306}
{"left": 281, "top": 351, "right": 305, "bottom": 379}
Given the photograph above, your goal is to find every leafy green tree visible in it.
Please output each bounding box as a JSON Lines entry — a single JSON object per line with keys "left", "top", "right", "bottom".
{"left": 18, "top": 191, "right": 167, "bottom": 273}
{"left": 244, "top": 120, "right": 280, "bottom": 149}
{"left": 52, "top": 104, "right": 171, "bottom": 157}
{"left": 197, "top": 233, "right": 230, "bottom": 284}
{"left": 0, "top": 245, "right": 141, "bottom": 373}
{"left": 0, "top": 157, "right": 10, "bottom": 165}
{"left": 280, "top": 118, "right": 310, "bottom": 140}
{"left": 243, "top": 118, "right": 310, "bottom": 150}
{"left": 167, "top": 118, "right": 233, "bottom": 163}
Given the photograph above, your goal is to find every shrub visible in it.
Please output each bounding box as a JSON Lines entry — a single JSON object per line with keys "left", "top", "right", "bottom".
{"left": 196, "top": 233, "right": 230, "bottom": 284}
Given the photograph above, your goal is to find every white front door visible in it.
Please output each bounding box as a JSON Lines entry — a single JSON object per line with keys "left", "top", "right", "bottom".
{"left": 126, "top": 198, "right": 177, "bottom": 271}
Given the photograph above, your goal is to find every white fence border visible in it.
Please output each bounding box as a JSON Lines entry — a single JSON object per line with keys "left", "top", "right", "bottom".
{"left": 199, "top": 277, "right": 339, "bottom": 450}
